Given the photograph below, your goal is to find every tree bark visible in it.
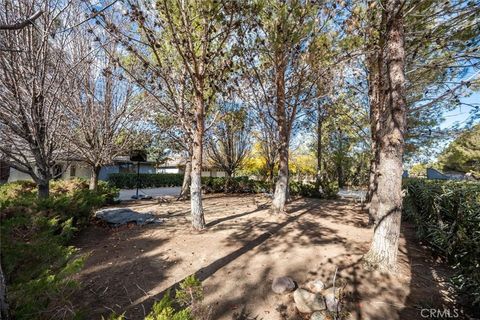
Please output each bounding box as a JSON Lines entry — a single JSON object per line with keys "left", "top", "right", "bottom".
{"left": 272, "top": 54, "right": 289, "bottom": 214}
{"left": 337, "top": 129, "right": 345, "bottom": 189}
{"left": 190, "top": 94, "right": 206, "bottom": 230}
{"left": 0, "top": 159, "right": 9, "bottom": 184}
{"left": 267, "top": 162, "right": 275, "bottom": 192}
{"left": 366, "top": 0, "right": 386, "bottom": 225}
{"left": 225, "top": 170, "right": 234, "bottom": 193}
{"left": 178, "top": 157, "right": 192, "bottom": 200}
{"left": 337, "top": 163, "right": 345, "bottom": 189}
{"left": 365, "top": 0, "right": 406, "bottom": 271}
{"left": 89, "top": 166, "right": 101, "bottom": 191}
{"left": 0, "top": 10, "right": 42, "bottom": 31}
{"left": 366, "top": 63, "right": 381, "bottom": 223}
{"left": 315, "top": 107, "right": 323, "bottom": 190}
{"left": 37, "top": 180, "right": 50, "bottom": 199}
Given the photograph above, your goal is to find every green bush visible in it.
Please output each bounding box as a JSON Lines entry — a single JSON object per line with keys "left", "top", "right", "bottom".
{"left": 0, "top": 179, "right": 118, "bottom": 319}
{"left": 107, "top": 173, "right": 184, "bottom": 189}
{"left": 202, "top": 176, "right": 270, "bottom": 194}
{"left": 289, "top": 181, "right": 322, "bottom": 198}
{"left": 403, "top": 178, "right": 480, "bottom": 307}
{"left": 201, "top": 176, "right": 333, "bottom": 198}
{"left": 145, "top": 293, "right": 191, "bottom": 320}
{"left": 145, "top": 275, "right": 206, "bottom": 320}
{"left": 320, "top": 179, "right": 339, "bottom": 198}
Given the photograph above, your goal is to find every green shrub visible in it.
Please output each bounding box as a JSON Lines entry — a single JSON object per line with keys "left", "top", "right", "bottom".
{"left": 320, "top": 179, "right": 339, "bottom": 198}
{"left": 102, "top": 312, "right": 126, "bottom": 320}
{"left": 145, "top": 275, "right": 206, "bottom": 320}
{"left": 201, "top": 176, "right": 271, "bottom": 194}
{"left": 201, "top": 176, "right": 332, "bottom": 198}
{"left": 289, "top": 181, "right": 323, "bottom": 198}
{"left": 0, "top": 179, "right": 118, "bottom": 319}
{"left": 145, "top": 293, "right": 191, "bottom": 320}
{"left": 202, "top": 177, "right": 229, "bottom": 193}
{"left": 175, "top": 275, "right": 203, "bottom": 307}
{"left": 403, "top": 178, "right": 480, "bottom": 307}
{"left": 107, "top": 173, "right": 184, "bottom": 189}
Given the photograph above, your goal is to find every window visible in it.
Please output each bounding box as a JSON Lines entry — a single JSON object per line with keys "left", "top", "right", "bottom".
{"left": 52, "top": 164, "right": 63, "bottom": 180}
{"left": 119, "top": 163, "right": 136, "bottom": 173}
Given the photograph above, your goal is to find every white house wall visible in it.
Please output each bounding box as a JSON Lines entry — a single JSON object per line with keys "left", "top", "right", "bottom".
{"left": 214, "top": 171, "right": 226, "bottom": 178}
{"left": 8, "top": 168, "right": 32, "bottom": 182}
{"left": 156, "top": 168, "right": 181, "bottom": 174}
{"left": 8, "top": 163, "right": 228, "bottom": 183}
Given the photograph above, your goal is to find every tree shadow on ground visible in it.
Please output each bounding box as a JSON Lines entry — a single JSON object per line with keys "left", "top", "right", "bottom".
{"left": 72, "top": 226, "right": 180, "bottom": 318}
{"left": 317, "top": 199, "right": 371, "bottom": 229}
{"left": 396, "top": 223, "right": 464, "bottom": 320}
{"left": 72, "top": 195, "right": 464, "bottom": 320}
{"left": 341, "top": 222, "right": 460, "bottom": 320}
{"left": 121, "top": 199, "right": 319, "bottom": 318}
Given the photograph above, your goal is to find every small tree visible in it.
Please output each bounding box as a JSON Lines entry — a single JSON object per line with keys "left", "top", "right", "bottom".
{"left": 94, "top": 0, "right": 244, "bottom": 229}
{"left": 66, "top": 43, "right": 142, "bottom": 190}
{"left": 0, "top": 1, "right": 78, "bottom": 198}
{"left": 153, "top": 113, "right": 193, "bottom": 200}
{"left": 240, "top": 0, "right": 330, "bottom": 213}
{"left": 206, "top": 106, "right": 251, "bottom": 182}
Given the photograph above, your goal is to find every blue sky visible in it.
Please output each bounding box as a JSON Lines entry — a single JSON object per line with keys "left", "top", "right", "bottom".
{"left": 407, "top": 91, "right": 480, "bottom": 165}
{"left": 441, "top": 92, "right": 480, "bottom": 130}
{"left": 421, "top": 91, "right": 480, "bottom": 162}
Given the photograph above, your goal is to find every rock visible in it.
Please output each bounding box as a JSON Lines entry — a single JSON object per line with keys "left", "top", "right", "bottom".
{"left": 321, "top": 286, "right": 340, "bottom": 297}
{"left": 293, "top": 288, "right": 326, "bottom": 313}
{"left": 310, "top": 311, "right": 328, "bottom": 320}
{"left": 325, "top": 295, "right": 340, "bottom": 312}
{"left": 322, "top": 287, "right": 341, "bottom": 312}
{"left": 272, "top": 276, "right": 296, "bottom": 294}
{"left": 306, "top": 279, "right": 325, "bottom": 293}
{"left": 94, "top": 208, "right": 164, "bottom": 226}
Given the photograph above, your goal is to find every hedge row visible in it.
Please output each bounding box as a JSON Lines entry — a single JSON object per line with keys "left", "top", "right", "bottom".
{"left": 107, "top": 173, "right": 184, "bottom": 188}
{"left": 202, "top": 176, "right": 338, "bottom": 198}
{"left": 202, "top": 176, "right": 270, "bottom": 193}
{"left": 403, "top": 178, "right": 480, "bottom": 308}
{"left": 107, "top": 173, "right": 338, "bottom": 199}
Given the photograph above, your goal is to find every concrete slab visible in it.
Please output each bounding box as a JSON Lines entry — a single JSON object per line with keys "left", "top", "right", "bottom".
{"left": 117, "top": 187, "right": 181, "bottom": 201}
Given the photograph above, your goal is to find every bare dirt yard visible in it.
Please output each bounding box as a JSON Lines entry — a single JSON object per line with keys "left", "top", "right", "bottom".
{"left": 73, "top": 194, "right": 458, "bottom": 320}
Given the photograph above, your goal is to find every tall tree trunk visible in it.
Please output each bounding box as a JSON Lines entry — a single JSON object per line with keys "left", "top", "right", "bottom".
{"left": 337, "top": 163, "right": 344, "bottom": 189}
{"left": 366, "top": 153, "right": 378, "bottom": 225}
{"left": 315, "top": 107, "right": 323, "bottom": 190}
{"left": 366, "top": 64, "right": 381, "bottom": 223}
{"left": 365, "top": 0, "right": 406, "bottom": 271}
{"left": 89, "top": 166, "right": 101, "bottom": 191}
{"left": 0, "top": 159, "right": 9, "bottom": 184}
{"left": 178, "top": 156, "right": 192, "bottom": 200}
{"left": 225, "top": 170, "right": 233, "bottom": 193}
{"left": 267, "top": 163, "right": 275, "bottom": 193}
{"left": 366, "top": 0, "right": 386, "bottom": 224}
{"left": 37, "top": 180, "right": 50, "bottom": 198}
{"left": 337, "top": 129, "right": 345, "bottom": 189}
{"left": 272, "top": 55, "right": 289, "bottom": 214}
{"left": 190, "top": 94, "right": 206, "bottom": 230}
{"left": 0, "top": 262, "right": 9, "bottom": 320}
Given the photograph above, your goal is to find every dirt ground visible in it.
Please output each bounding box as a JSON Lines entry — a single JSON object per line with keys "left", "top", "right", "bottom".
{"left": 73, "top": 194, "right": 460, "bottom": 320}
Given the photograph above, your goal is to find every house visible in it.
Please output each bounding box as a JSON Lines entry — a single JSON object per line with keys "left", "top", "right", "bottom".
{"left": 155, "top": 154, "right": 227, "bottom": 178}
{"left": 426, "top": 167, "right": 468, "bottom": 180}
{"left": 4, "top": 154, "right": 227, "bottom": 183}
